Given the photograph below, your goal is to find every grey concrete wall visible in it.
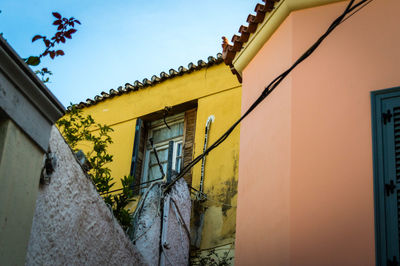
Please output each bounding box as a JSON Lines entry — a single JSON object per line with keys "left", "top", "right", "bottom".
{"left": 26, "top": 126, "right": 145, "bottom": 265}
{"left": 0, "top": 119, "right": 44, "bottom": 266}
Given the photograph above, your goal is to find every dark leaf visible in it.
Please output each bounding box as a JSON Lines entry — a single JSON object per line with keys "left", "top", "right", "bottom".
{"left": 25, "top": 56, "right": 40, "bottom": 66}
{"left": 43, "top": 51, "right": 48, "bottom": 56}
{"left": 42, "top": 67, "right": 48, "bottom": 72}
{"left": 53, "top": 20, "right": 62, "bottom": 25}
{"left": 50, "top": 51, "right": 55, "bottom": 59}
{"left": 52, "top": 12, "right": 61, "bottom": 19}
{"left": 68, "top": 29, "right": 77, "bottom": 35}
{"left": 64, "top": 32, "right": 71, "bottom": 39}
{"left": 32, "top": 35, "right": 42, "bottom": 42}
{"left": 74, "top": 19, "right": 81, "bottom": 25}
{"left": 60, "top": 37, "right": 65, "bottom": 43}
{"left": 56, "top": 50, "right": 64, "bottom": 56}
{"left": 44, "top": 39, "right": 51, "bottom": 47}
{"left": 57, "top": 24, "right": 63, "bottom": 30}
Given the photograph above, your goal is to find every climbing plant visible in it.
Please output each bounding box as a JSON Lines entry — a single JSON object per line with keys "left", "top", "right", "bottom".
{"left": 56, "top": 105, "right": 134, "bottom": 232}
{"left": 190, "top": 247, "right": 234, "bottom": 266}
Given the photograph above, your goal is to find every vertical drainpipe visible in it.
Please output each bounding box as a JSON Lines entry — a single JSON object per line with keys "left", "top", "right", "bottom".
{"left": 192, "top": 115, "right": 215, "bottom": 248}
{"left": 200, "top": 115, "right": 214, "bottom": 194}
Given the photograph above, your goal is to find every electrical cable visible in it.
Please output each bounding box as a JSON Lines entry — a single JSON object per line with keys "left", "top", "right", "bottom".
{"left": 340, "top": 0, "right": 374, "bottom": 25}
{"left": 170, "top": 198, "right": 191, "bottom": 239}
{"left": 99, "top": 176, "right": 163, "bottom": 195}
{"left": 131, "top": 181, "right": 164, "bottom": 243}
{"left": 164, "top": 0, "right": 371, "bottom": 193}
{"left": 171, "top": 199, "right": 188, "bottom": 260}
{"left": 192, "top": 241, "right": 235, "bottom": 253}
{"left": 190, "top": 190, "right": 236, "bottom": 208}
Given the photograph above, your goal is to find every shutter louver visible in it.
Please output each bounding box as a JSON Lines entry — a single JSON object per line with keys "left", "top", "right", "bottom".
{"left": 372, "top": 89, "right": 400, "bottom": 266}
{"left": 382, "top": 101, "right": 400, "bottom": 265}
{"left": 392, "top": 106, "right": 400, "bottom": 263}
{"left": 182, "top": 108, "right": 197, "bottom": 186}
{"left": 130, "top": 118, "right": 146, "bottom": 195}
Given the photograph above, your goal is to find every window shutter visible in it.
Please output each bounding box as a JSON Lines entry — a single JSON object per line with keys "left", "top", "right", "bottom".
{"left": 182, "top": 108, "right": 197, "bottom": 186}
{"left": 372, "top": 88, "right": 400, "bottom": 266}
{"left": 130, "top": 118, "right": 146, "bottom": 195}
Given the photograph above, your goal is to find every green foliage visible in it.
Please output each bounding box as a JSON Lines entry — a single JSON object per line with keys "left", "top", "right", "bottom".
{"left": 190, "top": 248, "right": 234, "bottom": 266}
{"left": 56, "top": 105, "right": 134, "bottom": 233}
{"left": 26, "top": 56, "right": 40, "bottom": 66}
{"left": 34, "top": 67, "right": 52, "bottom": 83}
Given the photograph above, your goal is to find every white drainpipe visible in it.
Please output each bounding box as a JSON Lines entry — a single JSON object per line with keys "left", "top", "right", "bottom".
{"left": 200, "top": 115, "right": 214, "bottom": 194}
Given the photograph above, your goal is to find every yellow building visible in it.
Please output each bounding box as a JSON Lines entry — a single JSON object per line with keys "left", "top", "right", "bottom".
{"left": 75, "top": 53, "right": 241, "bottom": 261}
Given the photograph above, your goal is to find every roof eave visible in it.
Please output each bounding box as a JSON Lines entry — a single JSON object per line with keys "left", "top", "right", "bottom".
{"left": 0, "top": 36, "right": 65, "bottom": 120}
{"left": 231, "top": 0, "right": 347, "bottom": 77}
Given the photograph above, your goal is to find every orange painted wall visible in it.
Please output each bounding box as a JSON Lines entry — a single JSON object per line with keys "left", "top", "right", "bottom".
{"left": 236, "top": 0, "right": 400, "bottom": 265}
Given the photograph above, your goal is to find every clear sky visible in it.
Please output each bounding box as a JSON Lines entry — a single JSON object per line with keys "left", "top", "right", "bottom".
{"left": 1, "top": 0, "right": 259, "bottom": 107}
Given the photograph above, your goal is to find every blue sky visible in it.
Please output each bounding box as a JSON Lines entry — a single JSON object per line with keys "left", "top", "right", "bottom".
{"left": 1, "top": 0, "right": 259, "bottom": 107}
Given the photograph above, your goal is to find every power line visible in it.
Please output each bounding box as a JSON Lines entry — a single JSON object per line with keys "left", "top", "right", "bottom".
{"left": 164, "top": 0, "right": 371, "bottom": 193}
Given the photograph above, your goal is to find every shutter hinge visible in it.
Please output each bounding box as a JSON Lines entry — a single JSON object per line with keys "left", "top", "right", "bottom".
{"left": 385, "top": 180, "right": 396, "bottom": 196}
{"left": 383, "top": 110, "right": 393, "bottom": 125}
{"left": 388, "top": 256, "right": 398, "bottom": 266}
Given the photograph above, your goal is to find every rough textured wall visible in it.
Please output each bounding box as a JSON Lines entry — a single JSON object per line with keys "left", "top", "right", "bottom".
{"left": 26, "top": 126, "right": 145, "bottom": 266}
{"left": 132, "top": 183, "right": 162, "bottom": 266}
{"left": 162, "top": 178, "right": 191, "bottom": 265}
{"left": 133, "top": 178, "right": 191, "bottom": 266}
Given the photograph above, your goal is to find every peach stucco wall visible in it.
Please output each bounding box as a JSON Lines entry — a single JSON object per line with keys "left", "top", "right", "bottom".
{"left": 236, "top": 0, "right": 400, "bottom": 265}
{"left": 237, "top": 13, "right": 293, "bottom": 266}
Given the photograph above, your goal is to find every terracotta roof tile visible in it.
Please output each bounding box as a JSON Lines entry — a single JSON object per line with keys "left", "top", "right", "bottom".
{"left": 73, "top": 53, "right": 223, "bottom": 109}
{"left": 160, "top": 71, "right": 169, "bottom": 79}
{"left": 222, "top": 0, "right": 280, "bottom": 68}
{"left": 178, "top": 66, "right": 188, "bottom": 73}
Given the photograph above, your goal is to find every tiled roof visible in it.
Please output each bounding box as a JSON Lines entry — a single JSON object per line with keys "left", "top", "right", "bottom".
{"left": 74, "top": 53, "right": 223, "bottom": 109}
{"left": 222, "top": 0, "right": 280, "bottom": 68}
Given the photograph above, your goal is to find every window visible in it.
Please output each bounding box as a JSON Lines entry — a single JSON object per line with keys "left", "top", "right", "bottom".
{"left": 130, "top": 108, "right": 197, "bottom": 194}
{"left": 142, "top": 113, "right": 184, "bottom": 183}
{"left": 371, "top": 87, "right": 400, "bottom": 266}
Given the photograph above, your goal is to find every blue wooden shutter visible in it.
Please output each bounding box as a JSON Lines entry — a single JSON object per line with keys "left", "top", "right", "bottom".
{"left": 372, "top": 87, "right": 400, "bottom": 266}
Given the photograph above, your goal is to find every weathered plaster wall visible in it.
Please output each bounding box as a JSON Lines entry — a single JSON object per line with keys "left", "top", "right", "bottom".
{"left": 162, "top": 178, "right": 191, "bottom": 265}
{"left": 78, "top": 64, "right": 240, "bottom": 192}
{"left": 77, "top": 63, "right": 241, "bottom": 256}
{"left": 191, "top": 87, "right": 241, "bottom": 253}
{"left": 132, "top": 183, "right": 162, "bottom": 266}
{"left": 26, "top": 126, "right": 145, "bottom": 265}
{"left": 133, "top": 178, "right": 191, "bottom": 266}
